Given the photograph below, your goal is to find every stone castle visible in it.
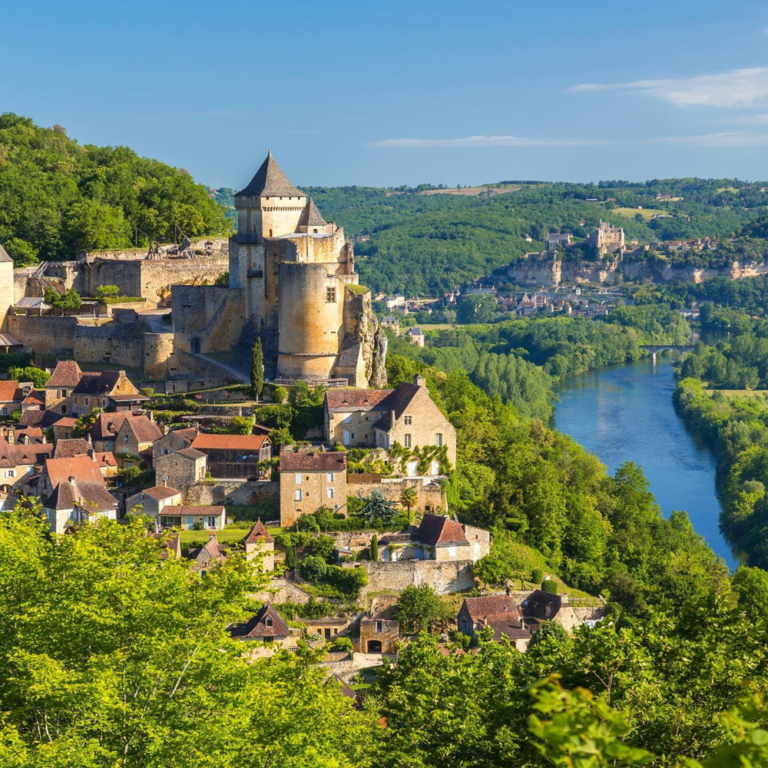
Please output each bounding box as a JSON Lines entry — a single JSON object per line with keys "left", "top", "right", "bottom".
{"left": 173, "top": 152, "right": 387, "bottom": 386}
{"left": 0, "top": 153, "right": 387, "bottom": 388}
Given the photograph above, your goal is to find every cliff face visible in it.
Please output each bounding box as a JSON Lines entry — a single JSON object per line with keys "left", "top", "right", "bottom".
{"left": 344, "top": 287, "right": 388, "bottom": 387}
{"left": 506, "top": 253, "right": 768, "bottom": 287}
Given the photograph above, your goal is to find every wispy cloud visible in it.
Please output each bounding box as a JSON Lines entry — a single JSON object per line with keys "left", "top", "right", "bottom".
{"left": 572, "top": 67, "right": 768, "bottom": 108}
{"left": 370, "top": 135, "right": 616, "bottom": 148}
{"left": 372, "top": 132, "right": 768, "bottom": 149}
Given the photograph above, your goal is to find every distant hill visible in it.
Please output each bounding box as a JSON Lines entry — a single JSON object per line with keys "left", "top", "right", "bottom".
{"left": 0, "top": 114, "right": 232, "bottom": 265}
{"left": 212, "top": 178, "right": 768, "bottom": 298}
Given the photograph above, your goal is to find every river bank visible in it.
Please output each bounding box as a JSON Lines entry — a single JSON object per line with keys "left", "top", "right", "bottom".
{"left": 552, "top": 356, "right": 736, "bottom": 568}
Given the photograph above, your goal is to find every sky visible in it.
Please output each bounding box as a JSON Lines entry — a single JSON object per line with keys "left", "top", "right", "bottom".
{"left": 5, "top": 0, "right": 768, "bottom": 188}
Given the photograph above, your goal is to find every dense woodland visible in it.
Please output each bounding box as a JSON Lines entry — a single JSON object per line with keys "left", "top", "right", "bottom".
{"left": 0, "top": 114, "right": 231, "bottom": 264}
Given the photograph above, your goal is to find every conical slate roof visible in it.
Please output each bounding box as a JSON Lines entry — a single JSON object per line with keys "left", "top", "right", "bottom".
{"left": 299, "top": 198, "right": 327, "bottom": 227}
{"left": 235, "top": 151, "right": 304, "bottom": 198}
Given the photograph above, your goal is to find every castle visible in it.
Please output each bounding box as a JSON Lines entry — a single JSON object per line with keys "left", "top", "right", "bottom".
{"left": 173, "top": 152, "right": 387, "bottom": 386}
{"left": 0, "top": 154, "right": 387, "bottom": 388}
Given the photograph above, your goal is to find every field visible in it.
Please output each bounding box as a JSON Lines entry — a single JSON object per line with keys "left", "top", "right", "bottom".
{"left": 418, "top": 184, "right": 521, "bottom": 197}
{"left": 610, "top": 206, "right": 673, "bottom": 221}
{"left": 705, "top": 388, "right": 768, "bottom": 400}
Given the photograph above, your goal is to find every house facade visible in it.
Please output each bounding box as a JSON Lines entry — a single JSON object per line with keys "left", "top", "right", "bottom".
{"left": 189, "top": 433, "right": 272, "bottom": 479}
{"left": 278, "top": 449, "right": 347, "bottom": 527}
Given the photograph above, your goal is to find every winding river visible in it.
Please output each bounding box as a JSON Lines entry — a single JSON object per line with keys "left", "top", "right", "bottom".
{"left": 552, "top": 357, "right": 737, "bottom": 569}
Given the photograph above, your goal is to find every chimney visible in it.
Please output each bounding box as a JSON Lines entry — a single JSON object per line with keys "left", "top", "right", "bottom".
{"left": 7, "top": 426, "right": 14, "bottom": 445}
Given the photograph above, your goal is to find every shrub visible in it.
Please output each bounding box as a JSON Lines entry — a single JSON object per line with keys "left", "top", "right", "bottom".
{"left": 192, "top": 521, "right": 206, "bottom": 531}
{"left": 271, "top": 385, "right": 288, "bottom": 404}
{"left": 305, "top": 534, "right": 337, "bottom": 563}
{"left": 299, "top": 555, "right": 328, "bottom": 583}
{"left": 8, "top": 366, "right": 50, "bottom": 388}
{"left": 140, "top": 387, "right": 154, "bottom": 398}
{"left": 531, "top": 568, "right": 544, "bottom": 584}
{"left": 328, "top": 636, "right": 353, "bottom": 653}
{"left": 528, "top": 620, "right": 569, "bottom": 649}
{"left": 96, "top": 285, "right": 120, "bottom": 298}
{"left": 541, "top": 579, "right": 559, "bottom": 595}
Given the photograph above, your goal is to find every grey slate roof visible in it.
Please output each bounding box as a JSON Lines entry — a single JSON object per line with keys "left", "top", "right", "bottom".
{"left": 236, "top": 152, "right": 304, "bottom": 198}
{"left": 299, "top": 198, "right": 327, "bottom": 227}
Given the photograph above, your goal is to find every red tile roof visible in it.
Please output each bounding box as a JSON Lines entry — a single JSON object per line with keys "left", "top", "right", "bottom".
{"left": 0, "top": 439, "right": 53, "bottom": 467}
{"left": 162, "top": 505, "right": 225, "bottom": 517}
{"left": 244, "top": 519, "right": 274, "bottom": 544}
{"left": 140, "top": 485, "right": 181, "bottom": 500}
{"left": 279, "top": 450, "right": 347, "bottom": 472}
{"left": 91, "top": 412, "right": 131, "bottom": 440}
{"left": 231, "top": 603, "right": 290, "bottom": 639}
{"left": 191, "top": 433, "right": 269, "bottom": 451}
{"left": 462, "top": 595, "right": 520, "bottom": 623}
{"left": 176, "top": 447, "right": 206, "bottom": 460}
{"left": 45, "top": 455, "right": 106, "bottom": 489}
{"left": 46, "top": 361, "right": 83, "bottom": 389}
{"left": 94, "top": 452, "right": 117, "bottom": 468}
{"left": 120, "top": 415, "right": 162, "bottom": 444}
{"left": 0, "top": 380, "right": 23, "bottom": 403}
{"left": 325, "top": 389, "right": 392, "bottom": 411}
{"left": 416, "top": 514, "right": 469, "bottom": 547}
{"left": 53, "top": 438, "right": 90, "bottom": 459}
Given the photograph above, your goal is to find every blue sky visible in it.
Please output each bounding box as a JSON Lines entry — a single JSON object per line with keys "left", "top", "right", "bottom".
{"left": 5, "top": 0, "right": 768, "bottom": 187}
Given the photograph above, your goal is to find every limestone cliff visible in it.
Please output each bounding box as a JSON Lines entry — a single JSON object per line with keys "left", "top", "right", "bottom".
{"left": 344, "top": 287, "right": 388, "bottom": 387}
{"left": 506, "top": 252, "right": 768, "bottom": 287}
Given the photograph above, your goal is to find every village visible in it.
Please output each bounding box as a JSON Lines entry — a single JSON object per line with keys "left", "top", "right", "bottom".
{"left": 0, "top": 153, "right": 605, "bottom": 691}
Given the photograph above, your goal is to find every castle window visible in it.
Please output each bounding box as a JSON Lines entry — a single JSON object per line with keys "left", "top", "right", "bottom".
{"left": 295, "top": 474, "right": 302, "bottom": 485}
{"left": 375, "top": 621, "right": 383, "bottom": 632}
{"left": 404, "top": 415, "right": 412, "bottom": 426}
{"left": 435, "top": 433, "right": 443, "bottom": 447}
{"left": 295, "top": 489, "right": 302, "bottom": 501}
{"left": 404, "top": 434, "right": 412, "bottom": 448}
{"left": 327, "top": 488, "right": 334, "bottom": 500}
{"left": 327, "top": 472, "right": 333, "bottom": 483}
{"left": 326, "top": 287, "right": 336, "bottom": 303}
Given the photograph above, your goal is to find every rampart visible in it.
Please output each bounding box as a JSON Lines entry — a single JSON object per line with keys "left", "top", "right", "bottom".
{"left": 358, "top": 559, "right": 475, "bottom": 597}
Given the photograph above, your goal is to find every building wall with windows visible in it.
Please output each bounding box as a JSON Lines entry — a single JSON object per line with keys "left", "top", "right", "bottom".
{"left": 279, "top": 464, "right": 347, "bottom": 527}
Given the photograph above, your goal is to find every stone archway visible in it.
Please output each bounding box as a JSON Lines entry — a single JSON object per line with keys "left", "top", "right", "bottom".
{"left": 367, "top": 640, "right": 382, "bottom": 653}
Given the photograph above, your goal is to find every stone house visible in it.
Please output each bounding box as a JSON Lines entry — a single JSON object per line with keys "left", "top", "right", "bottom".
{"left": 359, "top": 603, "right": 400, "bottom": 655}
{"left": 126, "top": 485, "right": 183, "bottom": 518}
{"left": 188, "top": 534, "right": 226, "bottom": 571}
{"left": 151, "top": 427, "right": 198, "bottom": 463}
{"left": 243, "top": 519, "right": 275, "bottom": 571}
{"left": 0, "top": 438, "right": 54, "bottom": 501}
{"left": 303, "top": 616, "right": 350, "bottom": 641}
{"left": 158, "top": 504, "right": 226, "bottom": 531}
{"left": 41, "top": 454, "right": 118, "bottom": 534}
{"left": 230, "top": 603, "right": 293, "bottom": 649}
{"left": 44, "top": 360, "right": 146, "bottom": 416}
{"left": 21, "top": 389, "right": 44, "bottom": 413}
{"left": 51, "top": 417, "right": 77, "bottom": 442}
{"left": 405, "top": 327, "right": 425, "bottom": 347}
{"left": 0, "top": 380, "right": 25, "bottom": 418}
{"left": 190, "top": 432, "right": 272, "bottom": 479}
{"left": 278, "top": 449, "right": 347, "bottom": 527}
{"left": 379, "top": 514, "right": 489, "bottom": 563}
{"left": 113, "top": 415, "right": 163, "bottom": 467}
{"left": 154, "top": 447, "right": 207, "bottom": 493}
{"left": 91, "top": 412, "right": 131, "bottom": 453}
{"left": 457, "top": 595, "right": 531, "bottom": 651}
{"left": 324, "top": 375, "right": 456, "bottom": 473}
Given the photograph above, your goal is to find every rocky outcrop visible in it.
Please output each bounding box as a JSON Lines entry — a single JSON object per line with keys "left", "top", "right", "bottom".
{"left": 345, "top": 286, "right": 388, "bottom": 387}
{"left": 507, "top": 252, "right": 768, "bottom": 287}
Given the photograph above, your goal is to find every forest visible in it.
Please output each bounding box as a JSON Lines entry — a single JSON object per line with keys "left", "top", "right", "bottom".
{"left": 385, "top": 305, "right": 690, "bottom": 420}
{"left": 0, "top": 114, "right": 231, "bottom": 264}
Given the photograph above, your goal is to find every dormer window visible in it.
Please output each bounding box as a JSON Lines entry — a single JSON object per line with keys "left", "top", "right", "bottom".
{"left": 265, "top": 616, "right": 273, "bottom": 627}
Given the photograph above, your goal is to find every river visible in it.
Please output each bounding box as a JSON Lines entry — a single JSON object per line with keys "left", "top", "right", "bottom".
{"left": 552, "top": 356, "right": 737, "bottom": 569}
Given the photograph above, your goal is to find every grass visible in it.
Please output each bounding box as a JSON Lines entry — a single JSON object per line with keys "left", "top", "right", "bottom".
{"left": 610, "top": 206, "right": 671, "bottom": 221}
{"left": 178, "top": 527, "right": 251, "bottom": 546}
{"left": 705, "top": 388, "right": 768, "bottom": 400}
{"left": 346, "top": 284, "right": 370, "bottom": 295}
{"left": 416, "top": 323, "right": 455, "bottom": 331}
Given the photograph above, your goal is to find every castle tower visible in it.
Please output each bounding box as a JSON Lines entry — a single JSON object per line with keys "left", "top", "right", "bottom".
{"left": 0, "top": 245, "right": 14, "bottom": 332}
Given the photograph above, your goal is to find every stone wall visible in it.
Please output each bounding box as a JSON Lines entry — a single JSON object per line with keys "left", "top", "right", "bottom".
{"left": 185, "top": 479, "right": 278, "bottom": 507}
{"left": 247, "top": 577, "right": 314, "bottom": 605}
{"left": 348, "top": 475, "right": 446, "bottom": 513}
{"left": 172, "top": 285, "right": 245, "bottom": 354}
{"left": 7, "top": 315, "right": 78, "bottom": 354}
{"left": 358, "top": 559, "right": 475, "bottom": 597}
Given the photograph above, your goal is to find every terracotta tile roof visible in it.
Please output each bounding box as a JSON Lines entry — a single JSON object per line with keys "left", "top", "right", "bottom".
{"left": 191, "top": 433, "right": 269, "bottom": 451}
{"left": 121, "top": 415, "right": 162, "bottom": 444}
{"left": 0, "top": 380, "right": 23, "bottom": 403}
{"left": 107, "top": 393, "right": 148, "bottom": 402}
{"left": 479, "top": 617, "right": 531, "bottom": 641}
{"left": 21, "top": 410, "right": 61, "bottom": 428}
{"left": 46, "top": 361, "right": 83, "bottom": 388}
{"left": 176, "top": 447, "right": 206, "bottom": 460}
{"left": 53, "top": 438, "right": 90, "bottom": 459}
{"left": 92, "top": 412, "right": 131, "bottom": 441}
{"left": 236, "top": 152, "right": 304, "bottom": 198}
{"left": 22, "top": 390, "right": 44, "bottom": 406}
{"left": 162, "top": 505, "right": 225, "bottom": 517}
{"left": 14, "top": 426, "right": 44, "bottom": 443}
{"left": 279, "top": 450, "right": 347, "bottom": 472}
{"left": 189, "top": 535, "right": 225, "bottom": 564}
{"left": 43, "top": 478, "right": 117, "bottom": 513}
{"left": 140, "top": 485, "right": 181, "bottom": 500}
{"left": 45, "top": 455, "right": 106, "bottom": 489}
{"left": 230, "top": 603, "right": 290, "bottom": 639}
{"left": 244, "top": 519, "right": 274, "bottom": 544}
{"left": 325, "top": 389, "right": 392, "bottom": 411}
{"left": 462, "top": 596, "right": 520, "bottom": 623}
{"left": 94, "top": 452, "right": 117, "bottom": 468}
{"left": 0, "top": 439, "right": 53, "bottom": 467}
{"left": 415, "top": 514, "right": 468, "bottom": 547}
{"left": 54, "top": 417, "right": 78, "bottom": 428}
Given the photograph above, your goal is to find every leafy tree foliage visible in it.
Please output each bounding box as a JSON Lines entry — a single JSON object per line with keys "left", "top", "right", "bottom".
{"left": 0, "top": 113, "right": 231, "bottom": 262}
{"left": 394, "top": 584, "right": 453, "bottom": 634}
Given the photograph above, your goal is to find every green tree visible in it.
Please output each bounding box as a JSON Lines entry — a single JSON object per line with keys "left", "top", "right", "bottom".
{"left": 96, "top": 284, "right": 120, "bottom": 298}
{"left": 371, "top": 533, "right": 379, "bottom": 561}
{"left": 360, "top": 489, "right": 399, "bottom": 526}
{"left": 251, "top": 338, "right": 264, "bottom": 400}
{"left": 400, "top": 487, "right": 418, "bottom": 521}
{"left": 394, "top": 584, "right": 453, "bottom": 634}
{"left": 44, "top": 286, "right": 81, "bottom": 314}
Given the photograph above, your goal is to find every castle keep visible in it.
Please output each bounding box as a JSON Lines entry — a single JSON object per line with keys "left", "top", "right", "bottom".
{"left": 176, "top": 152, "right": 387, "bottom": 386}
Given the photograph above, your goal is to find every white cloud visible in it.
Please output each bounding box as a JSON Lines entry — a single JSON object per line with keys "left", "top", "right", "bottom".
{"left": 370, "top": 135, "right": 614, "bottom": 148}
{"left": 572, "top": 67, "right": 768, "bottom": 108}
{"left": 371, "top": 132, "right": 768, "bottom": 149}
